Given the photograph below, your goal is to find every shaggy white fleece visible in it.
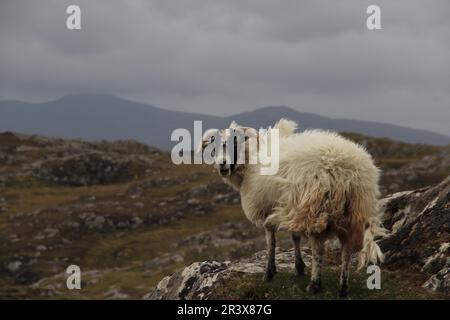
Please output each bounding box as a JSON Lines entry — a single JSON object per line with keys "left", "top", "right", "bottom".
{"left": 238, "top": 119, "right": 385, "bottom": 267}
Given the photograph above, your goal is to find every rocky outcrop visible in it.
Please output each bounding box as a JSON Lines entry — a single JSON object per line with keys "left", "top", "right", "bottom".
{"left": 0, "top": 131, "right": 160, "bottom": 186}
{"left": 148, "top": 176, "right": 450, "bottom": 299}
{"left": 145, "top": 249, "right": 311, "bottom": 300}
{"left": 33, "top": 152, "right": 152, "bottom": 186}
{"left": 380, "top": 175, "right": 450, "bottom": 293}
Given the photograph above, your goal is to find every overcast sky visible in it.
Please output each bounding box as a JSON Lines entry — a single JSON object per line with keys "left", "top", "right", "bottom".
{"left": 0, "top": 0, "right": 449, "bottom": 135}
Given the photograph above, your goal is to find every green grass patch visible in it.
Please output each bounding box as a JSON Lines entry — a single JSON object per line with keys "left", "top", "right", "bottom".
{"left": 215, "top": 268, "right": 447, "bottom": 300}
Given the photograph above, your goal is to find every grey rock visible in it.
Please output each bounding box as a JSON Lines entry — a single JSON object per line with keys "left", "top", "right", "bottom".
{"left": 7, "top": 260, "right": 22, "bottom": 273}
{"left": 85, "top": 214, "right": 106, "bottom": 229}
{"left": 423, "top": 264, "right": 450, "bottom": 293}
{"left": 146, "top": 249, "right": 311, "bottom": 300}
{"left": 380, "top": 176, "right": 450, "bottom": 294}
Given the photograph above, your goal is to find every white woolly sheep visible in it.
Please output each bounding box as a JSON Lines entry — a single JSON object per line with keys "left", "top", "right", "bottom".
{"left": 198, "top": 118, "right": 385, "bottom": 297}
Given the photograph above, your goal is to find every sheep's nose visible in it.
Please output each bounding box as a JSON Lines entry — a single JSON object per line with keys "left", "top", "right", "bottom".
{"left": 219, "top": 163, "right": 230, "bottom": 176}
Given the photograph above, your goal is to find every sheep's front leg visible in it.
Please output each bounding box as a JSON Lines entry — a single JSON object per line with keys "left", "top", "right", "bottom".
{"left": 292, "top": 231, "right": 305, "bottom": 276}
{"left": 263, "top": 227, "right": 277, "bottom": 281}
{"left": 306, "top": 236, "right": 324, "bottom": 294}
{"left": 338, "top": 244, "right": 351, "bottom": 298}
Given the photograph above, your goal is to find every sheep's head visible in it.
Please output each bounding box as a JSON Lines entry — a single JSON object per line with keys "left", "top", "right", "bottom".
{"left": 197, "top": 121, "right": 258, "bottom": 179}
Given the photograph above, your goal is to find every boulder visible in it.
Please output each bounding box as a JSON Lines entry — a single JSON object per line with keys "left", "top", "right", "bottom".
{"left": 380, "top": 175, "right": 450, "bottom": 293}
{"left": 146, "top": 249, "right": 311, "bottom": 300}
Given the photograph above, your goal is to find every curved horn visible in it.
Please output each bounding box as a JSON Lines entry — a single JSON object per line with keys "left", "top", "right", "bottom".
{"left": 196, "top": 128, "right": 219, "bottom": 154}
{"left": 243, "top": 127, "right": 258, "bottom": 139}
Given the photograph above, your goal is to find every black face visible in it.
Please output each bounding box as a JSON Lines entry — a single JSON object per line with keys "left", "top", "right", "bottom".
{"left": 215, "top": 134, "right": 241, "bottom": 177}
{"left": 218, "top": 163, "right": 230, "bottom": 176}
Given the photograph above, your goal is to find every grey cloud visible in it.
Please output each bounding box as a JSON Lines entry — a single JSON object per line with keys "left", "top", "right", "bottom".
{"left": 0, "top": 0, "right": 449, "bottom": 135}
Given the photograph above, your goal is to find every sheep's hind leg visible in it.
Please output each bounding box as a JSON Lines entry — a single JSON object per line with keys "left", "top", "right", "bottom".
{"left": 292, "top": 231, "right": 305, "bottom": 276}
{"left": 263, "top": 227, "right": 277, "bottom": 281}
{"left": 338, "top": 244, "right": 351, "bottom": 298}
{"left": 306, "top": 236, "right": 324, "bottom": 294}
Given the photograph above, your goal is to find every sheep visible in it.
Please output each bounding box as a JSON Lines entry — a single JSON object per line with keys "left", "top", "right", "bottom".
{"left": 197, "top": 118, "right": 385, "bottom": 297}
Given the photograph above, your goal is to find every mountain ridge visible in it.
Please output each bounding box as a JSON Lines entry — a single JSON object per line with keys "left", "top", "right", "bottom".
{"left": 1, "top": 94, "right": 449, "bottom": 149}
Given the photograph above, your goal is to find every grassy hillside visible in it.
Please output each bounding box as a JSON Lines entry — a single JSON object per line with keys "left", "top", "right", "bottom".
{"left": 0, "top": 132, "right": 261, "bottom": 298}
{"left": 340, "top": 132, "right": 443, "bottom": 169}
{"left": 215, "top": 269, "right": 445, "bottom": 300}
{"left": 0, "top": 131, "right": 448, "bottom": 299}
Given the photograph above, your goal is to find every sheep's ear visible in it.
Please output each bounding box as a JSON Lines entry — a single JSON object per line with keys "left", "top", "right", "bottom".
{"left": 229, "top": 121, "right": 239, "bottom": 129}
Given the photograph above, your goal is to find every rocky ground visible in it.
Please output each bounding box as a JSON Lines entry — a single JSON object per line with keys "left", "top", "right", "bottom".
{"left": 0, "top": 132, "right": 253, "bottom": 299}
{"left": 0, "top": 131, "right": 449, "bottom": 299}
{"left": 149, "top": 176, "right": 450, "bottom": 300}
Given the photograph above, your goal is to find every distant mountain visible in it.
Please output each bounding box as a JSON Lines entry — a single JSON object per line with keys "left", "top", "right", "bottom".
{"left": 0, "top": 94, "right": 449, "bottom": 149}
{"left": 227, "top": 106, "right": 450, "bottom": 147}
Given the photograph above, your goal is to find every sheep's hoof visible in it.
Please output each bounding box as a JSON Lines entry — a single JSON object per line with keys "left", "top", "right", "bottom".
{"left": 306, "top": 281, "right": 322, "bottom": 294}
{"left": 263, "top": 269, "right": 277, "bottom": 282}
{"left": 295, "top": 263, "right": 305, "bottom": 276}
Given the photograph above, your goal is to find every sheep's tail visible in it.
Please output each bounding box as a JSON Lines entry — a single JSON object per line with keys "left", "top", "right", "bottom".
{"left": 274, "top": 118, "right": 298, "bottom": 137}
{"left": 357, "top": 216, "right": 387, "bottom": 270}
{"left": 348, "top": 181, "right": 387, "bottom": 270}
